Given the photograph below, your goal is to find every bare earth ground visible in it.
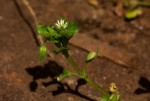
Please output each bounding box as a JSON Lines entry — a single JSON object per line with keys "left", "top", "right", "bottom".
{"left": 0, "top": 0, "right": 150, "bottom": 101}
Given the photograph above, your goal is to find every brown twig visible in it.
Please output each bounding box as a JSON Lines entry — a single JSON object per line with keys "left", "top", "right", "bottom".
{"left": 22, "top": 0, "right": 38, "bottom": 24}
{"left": 14, "top": 0, "right": 54, "bottom": 59}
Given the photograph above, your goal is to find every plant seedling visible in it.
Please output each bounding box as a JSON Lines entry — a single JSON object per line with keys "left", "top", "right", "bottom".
{"left": 36, "top": 18, "right": 121, "bottom": 101}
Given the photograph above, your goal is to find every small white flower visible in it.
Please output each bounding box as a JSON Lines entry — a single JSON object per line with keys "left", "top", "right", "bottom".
{"left": 55, "top": 19, "right": 68, "bottom": 29}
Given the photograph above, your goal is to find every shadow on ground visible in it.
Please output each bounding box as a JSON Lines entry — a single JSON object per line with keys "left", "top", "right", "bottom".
{"left": 134, "top": 76, "right": 150, "bottom": 94}
{"left": 26, "top": 61, "right": 96, "bottom": 101}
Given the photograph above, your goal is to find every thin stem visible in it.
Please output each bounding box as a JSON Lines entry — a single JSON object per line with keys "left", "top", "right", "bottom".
{"left": 83, "top": 63, "right": 88, "bottom": 77}
{"left": 85, "top": 76, "right": 108, "bottom": 95}
{"left": 63, "top": 50, "right": 82, "bottom": 75}
{"left": 62, "top": 50, "right": 108, "bottom": 95}
{"left": 66, "top": 56, "right": 82, "bottom": 74}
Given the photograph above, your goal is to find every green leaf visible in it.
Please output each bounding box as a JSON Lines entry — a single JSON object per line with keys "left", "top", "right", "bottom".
{"left": 86, "top": 51, "right": 98, "bottom": 62}
{"left": 125, "top": 8, "right": 142, "bottom": 19}
{"left": 59, "top": 23, "right": 79, "bottom": 39}
{"left": 100, "top": 94, "right": 110, "bottom": 101}
{"left": 36, "top": 25, "right": 50, "bottom": 39}
{"left": 57, "top": 68, "right": 73, "bottom": 81}
{"left": 118, "top": 97, "right": 121, "bottom": 101}
{"left": 36, "top": 25, "right": 60, "bottom": 43}
{"left": 47, "top": 26, "right": 59, "bottom": 41}
{"left": 66, "top": 23, "right": 79, "bottom": 38}
{"left": 38, "top": 44, "right": 47, "bottom": 61}
{"left": 110, "top": 93, "right": 118, "bottom": 101}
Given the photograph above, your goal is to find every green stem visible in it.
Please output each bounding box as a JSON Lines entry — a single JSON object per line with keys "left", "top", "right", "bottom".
{"left": 62, "top": 50, "right": 108, "bottom": 95}
{"left": 66, "top": 55, "right": 82, "bottom": 74}
{"left": 85, "top": 77, "right": 108, "bottom": 95}
{"left": 63, "top": 50, "right": 82, "bottom": 75}
{"left": 83, "top": 63, "right": 88, "bottom": 77}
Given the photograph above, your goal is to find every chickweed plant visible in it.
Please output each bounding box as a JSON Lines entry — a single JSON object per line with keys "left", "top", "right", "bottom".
{"left": 36, "top": 18, "right": 121, "bottom": 101}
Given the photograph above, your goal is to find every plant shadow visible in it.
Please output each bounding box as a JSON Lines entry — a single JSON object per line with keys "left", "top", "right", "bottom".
{"left": 26, "top": 60, "right": 96, "bottom": 101}
{"left": 134, "top": 76, "right": 150, "bottom": 94}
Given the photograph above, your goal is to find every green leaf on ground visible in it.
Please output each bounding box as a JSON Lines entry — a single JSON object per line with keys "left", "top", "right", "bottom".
{"left": 125, "top": 8, "right": 142, "bottom": 19}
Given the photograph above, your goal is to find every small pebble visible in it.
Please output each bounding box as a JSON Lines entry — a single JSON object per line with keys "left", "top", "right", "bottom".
{"left": 0, "top": 16, "right": 3, "bottom": 20}
{"left": 68, "top": 96, "right": 73, "bottom": 101}
{"left": 103, "top": 76, "right": 106, "bottom": 80}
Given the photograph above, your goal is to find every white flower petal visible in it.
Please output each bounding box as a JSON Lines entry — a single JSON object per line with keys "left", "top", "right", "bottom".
{"left": 62, "top": 20, "right": 64, "bottom": 25}
{"left": 55, "top": 23, "right": 59, "bottom": 26}
{"left": 64, "top": 23, "right": 68, "bottom": 28}
{"left": 65, "top": 22, "right": 68, "bottom": 26}
{"left": 58, "top": 21, "right": 61, "bottom": 25}
{"left": 55, "top": 19, "right": 68, "bottom": 29}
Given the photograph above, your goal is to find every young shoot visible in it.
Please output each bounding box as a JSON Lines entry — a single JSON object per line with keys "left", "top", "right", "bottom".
{"left": 36, "top": 18, "right": 121, "bottom": 101}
